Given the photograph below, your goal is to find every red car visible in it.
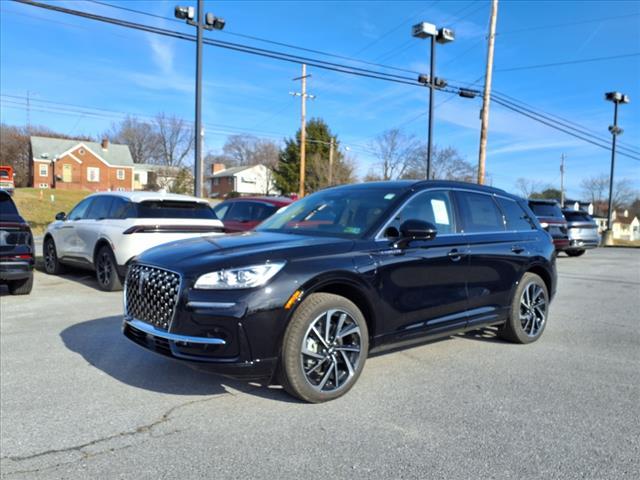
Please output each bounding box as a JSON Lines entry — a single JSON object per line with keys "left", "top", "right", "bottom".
{"left": 213, "top": 196, "right": 293, "bottom": 233}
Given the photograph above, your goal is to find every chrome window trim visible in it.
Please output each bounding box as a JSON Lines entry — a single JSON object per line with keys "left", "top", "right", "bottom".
{"left": 374, "top": 187, "right": 536, "bottom": 242}
{"left": 125, "top": 318, "right": 226, "bottom": 345}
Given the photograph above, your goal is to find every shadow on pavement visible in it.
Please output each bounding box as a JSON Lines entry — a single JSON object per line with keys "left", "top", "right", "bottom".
{"left": 459, "top": 326, "right": 505, "bottom": 343}
{"left": 60, "top": 315, "right": 300, "bottom": 403}
{"left": 35, "top": 259, "right": 106, "bottom": 292}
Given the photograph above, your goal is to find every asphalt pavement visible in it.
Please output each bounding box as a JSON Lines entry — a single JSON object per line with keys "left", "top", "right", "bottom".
{"left": 1, "top": 248, "right": 639, "bottom": 479}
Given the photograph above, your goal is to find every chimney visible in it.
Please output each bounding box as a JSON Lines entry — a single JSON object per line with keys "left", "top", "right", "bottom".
{"left": 212, "top": 163, "right": 225, "bottom": 174}
{"left": 101, "top": 137, "right": 109, "bottom": 150}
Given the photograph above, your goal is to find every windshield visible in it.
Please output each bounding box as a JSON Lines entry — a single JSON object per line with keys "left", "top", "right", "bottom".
{"left": 256, "top": 187, "right": 404, "bottom": 238}
{"left": 529, "top": 202, "right": 563, "bottom": 218}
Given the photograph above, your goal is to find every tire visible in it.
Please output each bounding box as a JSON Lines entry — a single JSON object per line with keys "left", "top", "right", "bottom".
{"left": 95, "top": 245, "right": 123, "bottom": 292}
{"left": 279, "top": 293, "right": 369, "bottom": 403}
{"left": 566, "top": 249, "right": 586, "bottom": 257}
{"left": 498, "top": 272, "right": 549, "bottom": 344}
{"left": 8, "top": 275, "right": 33, "bottom": 295}
{"left": 43, "top": 237, "right": 65, "bottom": 275}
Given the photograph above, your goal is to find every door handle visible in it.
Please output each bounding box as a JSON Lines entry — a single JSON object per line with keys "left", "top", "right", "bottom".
{"left": 60, "top": 225, "right": 74, "bottom": 229}
{"left": 448, "top": 248, "right": 464, "bottom": 261}
{"left": 511, "top": 245, "right": 525, "bottom": 254}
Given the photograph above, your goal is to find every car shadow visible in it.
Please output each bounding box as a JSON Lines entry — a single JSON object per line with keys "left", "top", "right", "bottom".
{"left": 35, "top": 259, "right": 108, "bottom": 292}
{"left": 59, "top": 315, "right": 301, "bottom": 403}
{"left": 458, "top": 325, "right": 505, "bottom": 343}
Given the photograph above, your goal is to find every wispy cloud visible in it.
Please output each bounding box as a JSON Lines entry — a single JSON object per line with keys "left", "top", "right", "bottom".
{"left": 148, "top": 35, "right": 175, "bottom": 75}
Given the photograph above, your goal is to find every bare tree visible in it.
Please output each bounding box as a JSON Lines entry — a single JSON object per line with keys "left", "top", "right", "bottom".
{"left": 369, "top": 129, "right": 419, "bottom": 180}
{"left": 154, "top": 113, "right": 194, "bottom": 167}
{"left": 405, "top": 145, "right": 475, "bottom": 181}
{"left": 107, "top": 116, "right": 158, "bottom": 164}
{"left": 581, "top": 174, "right": 636, "bottom": 215}
{"left": 221, "top": 134, "right": 280, "bottom": 167}
{"left": 515, "top": 178, "right": 546, "bottom": 198}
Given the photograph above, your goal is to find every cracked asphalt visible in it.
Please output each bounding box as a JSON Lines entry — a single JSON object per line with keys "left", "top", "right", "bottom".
{"left": 1, "top": 248, "right": 639, "bottom": 479}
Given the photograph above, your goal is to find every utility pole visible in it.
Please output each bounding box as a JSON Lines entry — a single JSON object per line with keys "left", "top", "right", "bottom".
{"left": 477, "top": 0, "right": 499, "bottom": 185}
{"left": 290, "top": 64, "right": 314, "bottom": 197}
{"left": 560, "top": 153, "right": 565, "bottom": 207}
{"left": 328, "top": 137, "right": 335, "bottom": 186}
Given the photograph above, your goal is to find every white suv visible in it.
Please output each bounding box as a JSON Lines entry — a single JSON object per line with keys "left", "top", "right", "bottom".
{"left": 43, "top": 191, "right": 224, "bottom": 291}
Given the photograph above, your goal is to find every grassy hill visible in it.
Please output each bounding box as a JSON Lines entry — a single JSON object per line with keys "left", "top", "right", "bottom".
{"left": 13, "top": 188, "right": 90, "bottom": 234}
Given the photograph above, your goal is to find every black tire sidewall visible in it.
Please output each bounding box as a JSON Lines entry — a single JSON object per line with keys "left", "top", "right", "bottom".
{"left": 281, "top": 293, "right": 369, "bottom": 403}
{"left": 44, "top": 238, "right": 61, "bottom": 274}
{"left": 96, "top": 246, "right": 122, "bottom": 291}
{"left": 507, "top": 273, "right": 549, "bottom": 344}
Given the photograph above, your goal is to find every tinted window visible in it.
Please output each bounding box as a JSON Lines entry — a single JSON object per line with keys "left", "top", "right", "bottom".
{"left": 387, "top": 190, "right": 455, "bottom": 235}
{"left": 0, "top": 193, "right": 18, "bottom": 216}
{"left": 68, "top": 198, "right": 93, "bottom": 220}
{"left": 108, "top": 197, "right": 132, "bottom": 219}
{"left": 457, "top": 191, "right": 505, "bottom": 233}
{"left": 257, "top": 187, "right": 403, "bottom": 238}
{"left": 86, "top": 196, "right": 114, "bottom": 220}
{"left": 0, "top": 170, "right": 9, "bottom": 178}
{"left": 529, "top": 202, "right": 563, "bottom": 218}
{"left": 226, "top": 202, "right": 277, "bottom": 223}
{"left": 563, "top": 211, "right": 592, "bottom": 222}
{"left": 496, "top": 197, "right": 535, "bottom": 231}
{"left": 213, "top": 203, "right": 230, "bottom": 220}
{"left": 135, "top": 201, "right": 217, "bottom": 219}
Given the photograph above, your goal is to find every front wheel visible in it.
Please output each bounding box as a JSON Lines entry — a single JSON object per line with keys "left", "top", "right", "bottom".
{"left": 95, "top": 245, "right": 123, "bottom": 292}
{"left": 279, "top": 293, "right": 369, "bottom": 403}
{"left": 498, "top": 272, "right": 549, "bottom": 344}
{"left": 566, "top": 249, "right": 586, "bottom": 257}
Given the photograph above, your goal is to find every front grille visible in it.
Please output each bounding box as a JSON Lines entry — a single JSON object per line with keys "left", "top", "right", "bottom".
{"left": 125, "top": 265, "right": 180, "bottom": 330}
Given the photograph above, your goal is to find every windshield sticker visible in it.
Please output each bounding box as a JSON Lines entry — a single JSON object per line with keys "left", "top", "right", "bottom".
{"left": 344, "top": 227, "right": 361, "bottom": 234}
{"left": 384, "top": 193, "right": 396, "bottom": 200}
{"left": 431, "top": 199, "right": 450, "bottom": 225}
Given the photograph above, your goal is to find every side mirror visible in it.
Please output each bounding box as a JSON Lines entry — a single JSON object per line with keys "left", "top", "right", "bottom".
{"left": 55, "top": 212, "right": 66, "bottom": 221}
{"left": 395, "top": 219, "right": 437, "bottom": 248}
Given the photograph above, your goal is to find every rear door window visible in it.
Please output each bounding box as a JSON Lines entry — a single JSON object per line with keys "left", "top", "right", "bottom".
{"left": 496, "top": 197, "right": 535, "bottom": 231}
{"left": 108, "top": 197, "right": 133, "bottom": 219}
{"left": 456, "top": 191, "right": 505, "bottom": 233}
{"left": 136, "top": 201, "right": 217, "bottom": 219}
{"left": 388, "top": 190, "right": 456, "bottom": 235}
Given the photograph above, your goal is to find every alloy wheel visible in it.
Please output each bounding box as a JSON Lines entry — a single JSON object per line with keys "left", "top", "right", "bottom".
{"left": 519, "top": 282, "right": 547, "bottom": 337}
{"left": 300, "top": 309, "right": 362, "bottom": 392}
{"left": 44, "top": 241, "right": 56, "bottom": 272}
{"left": 96, "top": 251, "right": 113, "bottom": 287}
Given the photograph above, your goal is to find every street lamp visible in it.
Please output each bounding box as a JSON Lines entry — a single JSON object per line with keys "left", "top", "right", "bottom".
{"left": 603, "top": 91, "right": 630, "bottom": 245}
{"left": 175, "top": 1, "right": 225, "bottom": 197}
{"left": 412, "top": 22, "right": 455, "bottom": 180}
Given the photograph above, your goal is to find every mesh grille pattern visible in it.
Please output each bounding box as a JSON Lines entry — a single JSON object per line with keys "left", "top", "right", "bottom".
{"left": 125, "top": 265, "right": 180, "bottom": 330}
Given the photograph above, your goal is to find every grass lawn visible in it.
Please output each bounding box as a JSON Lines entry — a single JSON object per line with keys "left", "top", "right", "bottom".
{"left": 13, "top": 188, "right": 90, "bottom": 235}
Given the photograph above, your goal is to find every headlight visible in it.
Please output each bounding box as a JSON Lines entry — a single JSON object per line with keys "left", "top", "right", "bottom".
{"left": 540, "top": 222, "right": 549, "bottom": 228}
{"left": 194, "top": 262, "right": 286, "bottom": 290}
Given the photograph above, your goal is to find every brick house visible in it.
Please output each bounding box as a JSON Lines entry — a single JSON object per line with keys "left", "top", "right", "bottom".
{"left": 31, "top": 136, "right": 134, "bottom": 192}
{"left": 208, "top": 163, "right": 278, "bottom": 198}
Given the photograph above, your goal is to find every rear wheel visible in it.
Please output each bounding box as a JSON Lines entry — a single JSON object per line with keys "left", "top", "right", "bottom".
{"left": 9, "top": 275, "right": 33, "bottom": 295}
{"left": 95, "top": 245, "right": 123, "bottom": 292}
{"left": 566, "top": 249, "right": 586, "bottom": 257}
{"left": 43, "top": 237, "right": 65, "bottom": 275}
{"left": 498, "top": 272, "right": 549, "bottom": 344}
{"left": 279, "top": 293, "right": 369, "bottom": 403}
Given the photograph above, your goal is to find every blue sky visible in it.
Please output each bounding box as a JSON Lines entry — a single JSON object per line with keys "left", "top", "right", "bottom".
{"left": 1, "top": 0, "right": 639, "bottom": 198}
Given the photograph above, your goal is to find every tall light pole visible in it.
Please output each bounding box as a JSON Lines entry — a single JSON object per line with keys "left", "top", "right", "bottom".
{"left": 603, "top": 91, "right": 630, "bottom": 245}
{"left": 412, "top": 22, "right": 455, "bottom": 180}
{"left": 175, "top": 2, "right": 225, "bottom": 197}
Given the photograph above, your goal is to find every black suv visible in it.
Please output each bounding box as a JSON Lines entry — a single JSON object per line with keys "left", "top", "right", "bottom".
{"left": 0, "top": 190, "right": 34, "bottom": 295}
{"left": 123, "top": 181, "right": 556, "bottom": 402}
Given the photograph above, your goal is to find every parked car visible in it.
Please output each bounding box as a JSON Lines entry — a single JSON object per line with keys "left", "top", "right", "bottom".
{"left": 0, "top": 166, "right": 15, "bottom": 195}
{"left": 123, "top": 180, "right": 557, "bottom": 403}
{"left": 0, "top": 190, "right": 34, "bottom": 295}
{"left": 527, "top": 199, "right": 569, "bottom": 251}
{"left": 43, "top": 191, "right": 224, "bottom": 291}
{"left": 213, "top": 196, "right": 293, "bottom": 232}
{"left": 562, "top": 209, "right": 599, "bottom": 256}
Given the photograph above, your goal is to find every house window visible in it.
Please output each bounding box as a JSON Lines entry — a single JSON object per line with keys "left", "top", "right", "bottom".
{"left": 38, "top": 183, "right": 49, "bottom": 188}
{"left": 39, "top": 164, "right": 48, "bottom": 177}
{"left": 116, "top": 169, "right": 125, "bottom": 180}
{"left": 213, "top": 178, "right": 220, "bottom": 186}
{"left": 87, "top": 167, "right": 100, "bottom": 183}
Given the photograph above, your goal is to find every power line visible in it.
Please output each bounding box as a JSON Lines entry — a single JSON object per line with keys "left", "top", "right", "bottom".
{"left": 496, "top": 12, "right": 640, "bottom": 36}
{"left": 495, "top": 53, "right": 640, "bottom": 72}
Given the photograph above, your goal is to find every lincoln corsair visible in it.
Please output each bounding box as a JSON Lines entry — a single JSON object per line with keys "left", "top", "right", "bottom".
{"left": 123, "top": 181, "right": 556, "bottom": 402}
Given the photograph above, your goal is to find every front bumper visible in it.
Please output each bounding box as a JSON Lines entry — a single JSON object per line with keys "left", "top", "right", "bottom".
{"left": 0, "top": 261, "right": 33, "bottom": 281}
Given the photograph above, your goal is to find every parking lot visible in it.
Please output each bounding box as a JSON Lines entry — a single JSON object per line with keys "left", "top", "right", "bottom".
{"left": 0, "top": 247, "right": 638, "bottom": 479}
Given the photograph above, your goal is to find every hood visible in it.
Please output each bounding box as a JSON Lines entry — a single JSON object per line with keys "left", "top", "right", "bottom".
{"left": 136, "top": 230, "right": 355, "bottom": 274}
